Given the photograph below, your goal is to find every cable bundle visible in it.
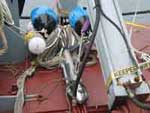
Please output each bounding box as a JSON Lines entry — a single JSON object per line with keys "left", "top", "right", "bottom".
{"left": 37, "top": 25, "right": 80, "bottom": 69}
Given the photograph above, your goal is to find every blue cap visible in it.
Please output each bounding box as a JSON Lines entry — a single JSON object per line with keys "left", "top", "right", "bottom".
{"left": 69, "top": 6, "right": 88, "bottom": 28}
{"left": 31, "top": 6, "right": 58, "bottom": 24}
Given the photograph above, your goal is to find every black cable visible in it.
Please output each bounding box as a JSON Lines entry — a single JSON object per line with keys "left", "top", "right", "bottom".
{"left": 20, "top": 16, "right": 30, "bottom": 19}
{"left": 74, "top": 0, "right": 140, "bottom": 99}
{"left": 123, "top": 10, "right": 150, "bottom": 16}
{"left": 97, "top": 1, "right": 150, "bottom": 110}
{"left": 99, "top": 1, "right": 150, "bottom": 109}
{"left": 99, "top": 3, "right": 139, "bottom": 69}
{"left": 73, "top": 0, "right": 101, "bottom": 97}
{"left": 126, "top": 87, "right": 150, "bottom": 110}
{"left": 18, "top": 0, "right": 25, "bottom": 16}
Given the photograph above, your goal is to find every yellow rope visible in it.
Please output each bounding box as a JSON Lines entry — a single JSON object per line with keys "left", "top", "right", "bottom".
{"left": 24, "top": 32, "right": 35, "bottom": 43}
{"left": 125, "top": 21, "right": 150, "bottom": 29}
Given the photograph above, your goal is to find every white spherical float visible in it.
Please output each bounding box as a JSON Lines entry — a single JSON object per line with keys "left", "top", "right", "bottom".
{"left": 28, "top": 37, "right": 46, "bottom": 55}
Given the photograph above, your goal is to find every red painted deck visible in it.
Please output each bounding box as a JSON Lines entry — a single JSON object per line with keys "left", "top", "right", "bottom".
{"left": 0, "top": 25, "right": 150, "bottom": 113}
{"left": 24, "top": 64, "right": 108, "bottom": 113}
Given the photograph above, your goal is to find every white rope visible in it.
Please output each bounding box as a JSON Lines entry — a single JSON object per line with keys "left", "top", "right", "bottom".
{"left": 0, "top": 0, "right": 14, "bottom": 55}
{"left": 0, "top": 29, "right": 8, "bottom": 55}
{"left": 45, "top": 28, "right": 61, "bottom": 50}
{"left": 129, "top": 0, "right": 141, "bottom": 39}
{"left": 128, "top": 0, "right": 149, "bottom": 56}
{"left": 0, "top": 0, "right": 14, "bottom": 27}
{"left": 5, "top": 25, "right": 24, "bottom": 38}
{"left": 10, "top": 24, "right": 26, "bottom": 34}
{"left": 14, "top": 66, "right": 37, "bottom": 113}
{"left": 0, "top": 3, "right": 4, "bottom": 28}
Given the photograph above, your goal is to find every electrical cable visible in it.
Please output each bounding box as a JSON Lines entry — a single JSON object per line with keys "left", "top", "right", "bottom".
{"left": 126, "top": 87, "right": 150, "bottom": 110}
{"left": 99, "top": 1, "right": 150, "bottom": 109}
{"left": 114, "top": 0, "right": 150, "bottom": 65}
{"left": 112, "top": 0, "right": 142, "bottom": 76}
{"left": 73, "top": 0, "right": 101, "bottom": 97}
{"left": 100, "top": 0, "right": 143, "bottom": 78}
{"left": 74, "top": 0, "right": 140, "bottom": 97}
{"left": 122, "top": 10, "right": 150, "bottom": 16}
{"left": 99, "top": 3, "right": 140, "bottom": 69}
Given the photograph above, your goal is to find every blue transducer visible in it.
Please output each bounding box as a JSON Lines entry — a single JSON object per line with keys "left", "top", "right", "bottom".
{"left": 31, "top": 6, "right": 58, "bottom": 35}
{"left": 69, "top": 6, "right": 91, "bottom": 35}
